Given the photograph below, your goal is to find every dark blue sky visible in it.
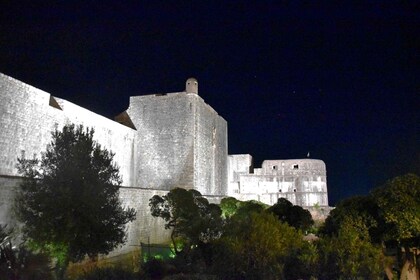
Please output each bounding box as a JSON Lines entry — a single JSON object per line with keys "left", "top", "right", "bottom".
{"left": 1, "top": 2, "right": 418, "bottom": 205}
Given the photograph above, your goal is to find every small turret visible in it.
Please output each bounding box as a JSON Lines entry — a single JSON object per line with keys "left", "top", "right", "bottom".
{"left": 186, "top": 78, "right": 198, "bottom": 94}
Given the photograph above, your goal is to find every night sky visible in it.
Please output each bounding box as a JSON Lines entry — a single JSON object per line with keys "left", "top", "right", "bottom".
{"left": 1, "top": 2, "right": 418, "bottom": 205}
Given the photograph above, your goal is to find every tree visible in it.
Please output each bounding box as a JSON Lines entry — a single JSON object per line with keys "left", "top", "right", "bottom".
{"left": 220, "top": 197, "right": 267, "bottom": 218}
{"left": 14, "top": 124, "right": 136, "bottom": 278}
{"left": 371, "top": 174, "right": 420, "bottom": 278}
{"left": 1, "top": 225, "right": 52, "bottom": 280}
{"left": 149, "top": 188, "right": 223, "bottom": 255}
{"left": 319, "top": 174, "right": 420, "bottom": 278}
{"left": 371, "top": 173, "right": 420, "bottom": 244}
{"left": 283, "top": 240, "right": 320, "bottom": 280}
{"left": 219, "top": 197, "right": 240, "bottom": 218}
{"left": 233, "top": 199, "right": 267, "bottom": 218}
{"left": 317, "top": 216, "right": 385, "bottom": 279}
{"left": 320, "top": 195, "right": 384, "bottom": 243}
{"left": 212, "top": 211, "right": 304, "bottom": 279}
{"left": 267, "top": 198, "right": 314, "bottom": 231}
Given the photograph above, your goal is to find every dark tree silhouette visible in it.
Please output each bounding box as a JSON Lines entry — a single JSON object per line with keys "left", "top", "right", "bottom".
{"left": 267, "top": 198, "right": 314, "bottom": 231}
{"left": 149, "top": 188, "right": 222, "bottom": 255}
{"left": 14, "top": 124, "right": 136, "bottom": 278}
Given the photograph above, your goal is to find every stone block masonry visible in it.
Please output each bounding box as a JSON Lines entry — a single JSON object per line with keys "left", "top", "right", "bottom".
{"left": 0, "top": 72, "right": 330, "bottom": 256}
{"left": 0, "top": 73, "right": 136, "bottom": 185}
{"left": 0, "top": 73, "right": 229, "bottom": 252}
{"left": 124, "top": 91, "right": 228, "bottom": 194}
{"left": 228, "top": 155, "right": 329, "bottom": 207}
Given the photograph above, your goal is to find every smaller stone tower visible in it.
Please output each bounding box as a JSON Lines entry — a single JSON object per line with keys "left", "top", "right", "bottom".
{"left": 186, "top": 78, "right": 198, "bottom": 94}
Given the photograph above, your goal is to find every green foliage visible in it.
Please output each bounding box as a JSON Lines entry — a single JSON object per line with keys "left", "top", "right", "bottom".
{"left": 325, "top": 179, "right": 420, "bottom": 244}
{"left": 234, "top": 200, "right": 267, "bottom": 217}
{"left": 141, "top": 243, "right": 174, "bottom": 262}
{"left": 147, "top": 175, "right": 420, "bottom": 279}
{"left": 320, "top": 174, "right": 420, "bottom": 277}
{"left": 0, "top": 225, "right": 15, "bottom": 278}
{"left": 318, "top": 216, "right": 385, "bottom": 279}
{"left": 161, "top": 274, "right": 217, "bottom": 280}
{"left": 321, "top": 195, "right": 384, "bottom": 243}
{"left": 213, "top": 211, "right": 303, "bottom": 279}
{"left": 283, "top": 241, "right": 320, "bottom": 280}
{"left": 219, "top": 197, "right": 240, "bottom": 218}
{"left": 371, "top": 173, "right": 420, "bottom": 244}
{"left": 14, "top": 124, "right": 136, "bottom": 274}
{"left": 267, "top": 198, "right": 314, "bottom": 231}
{"left": 149, "top": 188, "right": 223, "bottom": 254}
{"left": 140, "top": 257, "right": 179, "bottom": 279}
{"left": 220, "top": 197, "right": 269, "bottom": 220}
{"left": 1, "top": 226, "right": 53, "bottom": 280}
{"left": 74, "top": 267, "right": 138, "bottom": 280}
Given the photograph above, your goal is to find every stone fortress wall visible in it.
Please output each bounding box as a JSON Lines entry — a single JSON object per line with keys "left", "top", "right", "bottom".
{"left": 0, "top": 73, "right": 136, "bottom": 184}
{"left": 0, "top": 73, "right": 329, "bottom": 255}
{"left": 0, "top": 73, "right": 136, "bottom": 236}
{"left": 228, "top": 155, "right": 328, "bottom": 207}
{"left": 123, "top": 81, "right": 228, "bottom": 196}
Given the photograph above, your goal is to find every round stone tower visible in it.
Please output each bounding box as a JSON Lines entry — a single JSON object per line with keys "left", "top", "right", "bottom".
{"left": 186, "top": 78, "right": 198, "bottom": 94}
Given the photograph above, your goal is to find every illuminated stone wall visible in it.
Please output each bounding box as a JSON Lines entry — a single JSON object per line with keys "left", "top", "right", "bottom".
{"left": 0, "top": 73, "right": 163, "bottom": 250}
{"left": 0, "top": 178, "right": 172, "bottom": 251}
{"left": 0, "top": 177, "right": 21, "bottom": 228}
{"left": 0, "top": 72, "right": 330, "bottom": 256}
{"left": 228, "top": 155, "right": 329, "bottom": 207}
{"left": 0, "top": 73, "right": 64, "bottom": 177}
{"left": 0, "top": 73, "right": 136, "bottom": 186}
{"left": 124, "top": 91, "right": 228, "bottom": 196}
{"left": 227, "top": 154, "right": 253, "bottom": 194}
{"left": 193, "top": 95, "right": 228, "bottom": 196}
{"left": 112, "top": 187, "right": 172, "bottom": 255}
{"left": 0, "top": 73, "right": 228, "bottom": 252}
{"left": 125, "top": 93, "right": 195, "bottom": 190}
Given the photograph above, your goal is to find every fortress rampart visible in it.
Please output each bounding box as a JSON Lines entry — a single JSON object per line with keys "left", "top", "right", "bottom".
{"left": 0, "top": 73, "right": 329, "bottom": 255}
{"left": 0, "top": 73, "right": 136, "bottom": 184}
{"left": 228, "top": 156, "right": 328, "bottom": 206}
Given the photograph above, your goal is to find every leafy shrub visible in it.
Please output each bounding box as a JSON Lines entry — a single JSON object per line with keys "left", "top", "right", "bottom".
{"left": 1, "top": 227, "right": 53, "bottom": 280}
{"left": 162, "top": 274, "right": 218, "bottom": 280}
{"left": 74, "top": 266, "right": 137, "bottom": 280}
{"left": 212, "top": 211, "right": 303, "bottom": 279}
{"left": 141, "top": 258, "right": 177, "bottom": 279}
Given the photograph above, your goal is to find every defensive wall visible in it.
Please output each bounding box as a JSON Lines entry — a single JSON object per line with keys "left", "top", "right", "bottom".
{"left": 0, "top": 72, "right": 330, "bottom": 256}
{"left": 0, "top": 73, "right": 136, "bottom": 184}
{"left": 122, "top": 83, "right": 228, "bottom": 195}
{"left": 228, "top": 155, "right": 329, "bottom": 207}
{"left": 0, "top": 73, "right": 228, "bottom": 254}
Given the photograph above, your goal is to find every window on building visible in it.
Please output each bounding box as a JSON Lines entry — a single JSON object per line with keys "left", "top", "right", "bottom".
{"left": 272, "top": 165, "right": 277, "bottom": 170}
{"left": 293, "top": 164, "right": 299, "bottom": 169}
